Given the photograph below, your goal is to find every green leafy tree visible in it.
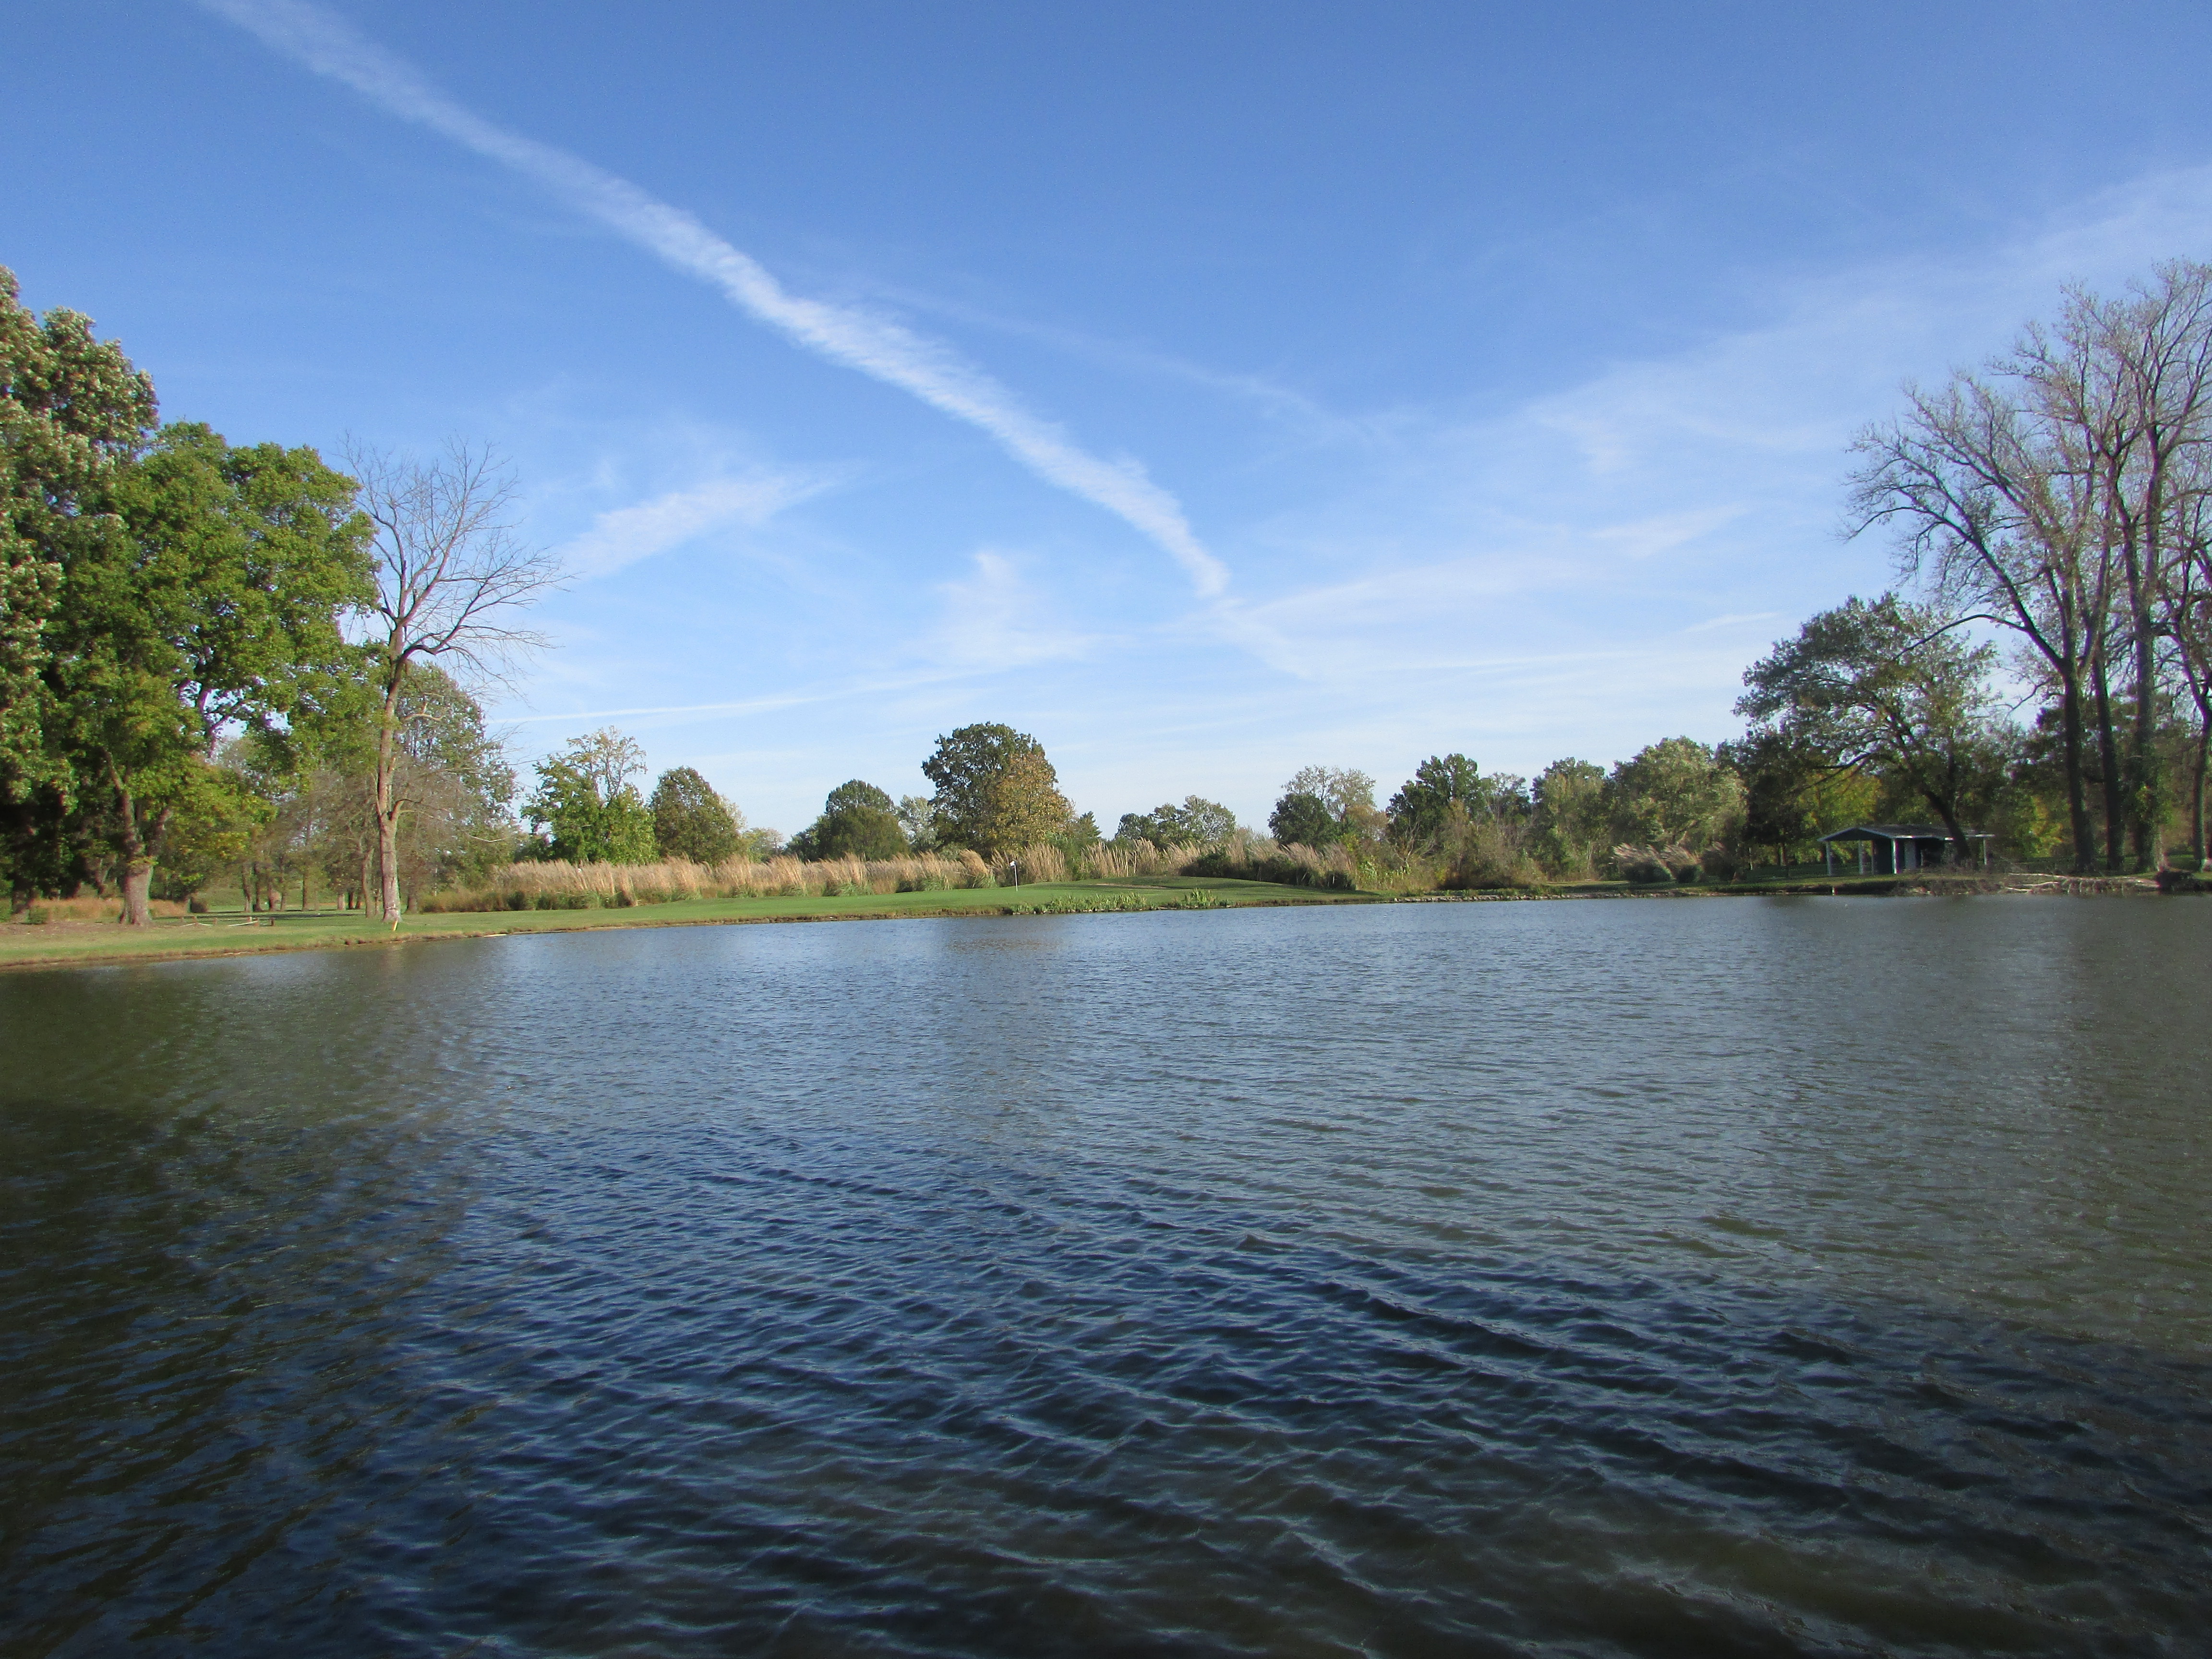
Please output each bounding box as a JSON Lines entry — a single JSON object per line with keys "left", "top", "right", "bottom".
{"left": 48, "top": 422, "right": 371, "bottom": 923}
{"left": 159, "top": 757, "right": 264, "bottom": 902}
{"left": 650, "top": 766, "right": 744, "bottom": 864}
{"left": 921, "top": 722, "right": 1072, "bottom": 856}
{"left": 978, "top": 747, "right": 1072, "bottom": 857}
{"left": 1529, "top": 759, "right": 1607, "bottom": 878}
{"left": 1269, "top": 765, "right": 1382, "bottom": 847}
{"left": 1047, "top": 810, "right": 1102, "bottom": 865}
{"left": 1, "top": 784, "right": 105, "bottom": 908}
{"left": 1283, "top": 764, "right": 1376, "bottom": 821}
{"left": 1721, "top": 729, "right": 1821, "bottom": 869}
{"left": 1268, "top": 790, "right": 1336, "bottom": 848}
{"left": 805, "top": 779, "right": 907, "bottom": 861}
{"left": 1116, "top": 795, "right": 1237, "bottom": 845}
{"left": 523, "top": 727, "right": 656, "bottom": 864}
{"left": 1606, "top": 737, "right": 1747, "bottom": 855}
{"left": 0, "top": 266, "right": 158, "bottom": 809}
{"left": 1738, "top": 595, "right": 2004, "bottom": 854}
{"left": 1386, "top": 754, "right": 1529, "bottom": 847}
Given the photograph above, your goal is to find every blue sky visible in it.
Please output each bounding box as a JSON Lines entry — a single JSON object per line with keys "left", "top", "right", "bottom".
{"left": 9, "top": 3, "right": 2212, "bottom": 837}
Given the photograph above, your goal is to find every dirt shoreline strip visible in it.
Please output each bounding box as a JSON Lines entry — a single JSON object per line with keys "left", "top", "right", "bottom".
{"left": 0, "top": 885, "right": 1376, "bottom": 974}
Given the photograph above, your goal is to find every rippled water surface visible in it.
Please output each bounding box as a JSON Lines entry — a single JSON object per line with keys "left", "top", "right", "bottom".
{"left": 4, "top": 898, "right": 2210, "bottom": 1655}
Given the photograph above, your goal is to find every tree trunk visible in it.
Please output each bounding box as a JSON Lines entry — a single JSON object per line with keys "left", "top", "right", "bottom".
{"left": 373, "top": 667, "right": 405, "bottom": 922}
{"left": 2057, "top": 669, "right": 2096, "bottom": 874}
{"left": 2190, "top": 702, "right": 2210, "bottom": 866}
{"left": 2194, "top": 730, "right": 2208, "bottom": 866}
{"left": 377, "top": 804, "right": 402, "bottom": 922}
{"left": 111, "top": 775, "right": 154, "bottom": 927}
{"left": 2092, "top": 653, "right": 2125, "bottom": 872}
{"left": 2128, "top": 553, "right": 2165, "bottom": 872}
{"left": 1921, "top": 776, "right": 1971, "bottom": 863}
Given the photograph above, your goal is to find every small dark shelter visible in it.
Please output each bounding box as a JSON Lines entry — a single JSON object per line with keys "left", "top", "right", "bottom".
{"left": 1819, "top": 824, "right": 1992, "bottom": 875}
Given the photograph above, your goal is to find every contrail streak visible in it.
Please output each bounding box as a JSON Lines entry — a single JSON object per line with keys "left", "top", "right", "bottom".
{"left": 197, "top": 0, "right": 1230, "bottom": 596}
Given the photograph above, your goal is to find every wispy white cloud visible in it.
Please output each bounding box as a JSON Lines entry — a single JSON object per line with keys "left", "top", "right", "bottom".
{"left": 928, "top": 550, "right": 1108, "bottom": 669}
{"left": 1682, "top": 611, "right": 1785, "bottom": 635}
{"left": 198, "top": 0, "right": 1230, "bottom": 596}
{"left": 1213, "top": 163, "right": 2212, "bottom": 674}
{"left": 505, "top": 669, "right": 955, "bottom": 728}
{"left": 552, "top": 471, "right": 827, "bottom": 579}
{"left": 1587, "top": 506, "right": 1748, "bottom": 561}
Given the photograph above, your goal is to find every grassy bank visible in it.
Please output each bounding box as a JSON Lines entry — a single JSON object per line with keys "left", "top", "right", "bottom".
{"left": 0, "top": 877, "right": 1378, "bottom": 973}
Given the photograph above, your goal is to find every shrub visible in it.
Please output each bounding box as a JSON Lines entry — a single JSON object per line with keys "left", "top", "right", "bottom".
{"left": 1612, "top": 844, "right": 1683, "bottom": 884}
{"left": 1184, "top": 835, "right": 1359, "bottom": 890}
{"left": 1439, "top": 823, "right": 1542, "bottom": 890}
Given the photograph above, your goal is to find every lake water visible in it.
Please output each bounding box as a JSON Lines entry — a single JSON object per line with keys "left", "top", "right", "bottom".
{"left": 3, "top": 898, "right": 2208, "bottom": 1656}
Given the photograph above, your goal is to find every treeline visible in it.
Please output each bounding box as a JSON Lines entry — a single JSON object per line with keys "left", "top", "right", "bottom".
{"left": 510, "top": 721, "right": 1093, "bottom": 876}
{"left": 483, "top": 726, "right": 1748, "bottom": 901}
{"left": 474, "top": 261, "right": 2212, "bottom": 892}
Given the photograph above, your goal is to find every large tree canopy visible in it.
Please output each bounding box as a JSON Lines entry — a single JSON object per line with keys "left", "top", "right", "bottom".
{"left": 796, "top": 778, "right": 907, "bottom": 861}
{"left": 524, "top": 728, "right": 655, "bottom": 864}
{"left": 921, "top": 723, "right": 1072, "bottom": 857}
{"left": 1386, "top": 754, "right": 1484, "bottom": 845}
{"left": 49, "top": 421, "right": 371, "bottom": 922}
{"left": 651, "top": 766, "right": 744, "bottom": 864}
{"left": 1267, "top": 791, "right": 1335, "bottom": 848}
{"left": 0, "top": 266, "right": 158, "bottom": 800}
{"left": 1738, "top": 594, "right": 2005, "bottom": 852}
{"left": 1605, "top": 738, "right": 1746, "bottom": 853}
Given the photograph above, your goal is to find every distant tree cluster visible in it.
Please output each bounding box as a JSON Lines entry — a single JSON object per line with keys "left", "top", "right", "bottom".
{"left": 1118, "top": 795, "right": 1238, "bottom": 846}
{"left": 1247, "top": 744, "right": 1747, "bottom": 888}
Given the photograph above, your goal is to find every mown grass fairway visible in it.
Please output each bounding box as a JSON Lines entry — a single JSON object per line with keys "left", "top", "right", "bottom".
{"left": 0, "top": 877, "right": 1377, "bottom": 972}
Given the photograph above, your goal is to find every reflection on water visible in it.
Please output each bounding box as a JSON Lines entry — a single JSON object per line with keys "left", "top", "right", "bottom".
{"left": 3, "top": 899, "right": 2208, "bottom": 1655}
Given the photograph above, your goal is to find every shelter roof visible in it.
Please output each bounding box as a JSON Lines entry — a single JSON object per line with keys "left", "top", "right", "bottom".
{"left": 1818, "top": 824, "right": 1992, "bottom": 842}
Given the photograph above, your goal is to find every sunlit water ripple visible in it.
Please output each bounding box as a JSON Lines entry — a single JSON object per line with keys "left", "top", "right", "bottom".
{"left": 3, "top": 898, "right": 2208, "bottom": 1655}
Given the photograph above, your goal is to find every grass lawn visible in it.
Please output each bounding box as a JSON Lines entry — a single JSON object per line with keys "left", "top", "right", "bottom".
{"left": 0, "top": 877, "right": 1378, "bottom": 973}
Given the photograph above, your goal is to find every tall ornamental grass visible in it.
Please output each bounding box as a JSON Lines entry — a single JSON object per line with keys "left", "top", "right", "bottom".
{"left": 10, "top": 895, "right": 191, "bottom": 925}
{"left": 419, "top": 850, "right": 996, "bottom": 912}
{"left": 419, "top": 833, "right": 1363, "bottom": 912}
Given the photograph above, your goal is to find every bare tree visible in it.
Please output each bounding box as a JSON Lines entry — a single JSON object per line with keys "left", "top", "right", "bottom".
{"left": 1848, "top": 376, "right": 2112, "bottom": 871}
{"left": 2017, "top": 264, "right": 2212, "bottom": 868}
{"left": 1854, "top": 264, "right": 2212, "bottom": 874}
{"left": 348, "top": 440, "right": 561, "bottom": 921}
{"left": 2167, "top": 488, "right": 2212, "bottom": 863}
